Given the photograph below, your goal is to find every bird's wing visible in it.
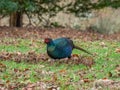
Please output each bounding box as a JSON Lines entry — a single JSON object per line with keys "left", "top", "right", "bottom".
{"left": 53, "top": 38, "right": 70, "bottom": 48}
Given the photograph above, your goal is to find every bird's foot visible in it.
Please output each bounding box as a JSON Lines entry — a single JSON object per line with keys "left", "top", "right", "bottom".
{"left": 48, "top": 58, "right": 58, "bottom": 65}
{"left": 48, "top": 58, "right": 54, "bottom": 62}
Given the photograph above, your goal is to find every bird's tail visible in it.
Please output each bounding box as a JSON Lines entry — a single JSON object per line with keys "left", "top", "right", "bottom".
{"left": 74, "top": 45, "right": 93, "bottom": 55}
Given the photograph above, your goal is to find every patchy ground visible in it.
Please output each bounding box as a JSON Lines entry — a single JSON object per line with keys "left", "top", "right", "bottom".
{"left": 0, "top": 27, "right": 120, "bottom": 90}
{"left": 0, "top": 26, "right": 120, "bottom": 41}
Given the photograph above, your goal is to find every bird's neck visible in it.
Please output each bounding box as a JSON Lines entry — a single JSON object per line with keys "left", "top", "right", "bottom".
{"left": 47, "top": 41, "right": 55, "bottom": 51}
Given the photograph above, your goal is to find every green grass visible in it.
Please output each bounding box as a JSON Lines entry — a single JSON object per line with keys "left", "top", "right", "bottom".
{"left": 0, "top": 38, "right": 120, "bottom": 89}
{"left": 0, "top": 38, "right": 45, "bottom": 53}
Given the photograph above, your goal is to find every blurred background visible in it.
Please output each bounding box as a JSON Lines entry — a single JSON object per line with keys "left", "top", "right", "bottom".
{"left": 0, "top": 0, "right": 120, "bottom": 34}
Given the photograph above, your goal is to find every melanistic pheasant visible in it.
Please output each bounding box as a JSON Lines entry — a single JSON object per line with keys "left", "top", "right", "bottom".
{"left": 44, "top": 37, "right": 92, "bottom": 59}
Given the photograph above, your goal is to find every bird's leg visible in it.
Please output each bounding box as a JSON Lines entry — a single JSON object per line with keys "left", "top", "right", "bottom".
{"left": 63, "top": 57, "right": 71, "bottom": 63}
{"left": 68, "top": 56, "right": 71, "bottom": 59}
{"left": 48, "top": 58, "right": 54, "bottom": 62}
{"left": 48, "top": 58, "right": 57, "bottom": 65}
{"left": 48, "top": 58, "right": 54, "bottom": 64}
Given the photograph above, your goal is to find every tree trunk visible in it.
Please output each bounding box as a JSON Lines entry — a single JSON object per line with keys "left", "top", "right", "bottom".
{"left": 9, "top": 12, "right": 23, "bottom": 27}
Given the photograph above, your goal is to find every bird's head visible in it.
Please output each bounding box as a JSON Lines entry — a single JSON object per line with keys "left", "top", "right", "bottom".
{"left": 44, "top": 38, "right": 52, "bottom": 44}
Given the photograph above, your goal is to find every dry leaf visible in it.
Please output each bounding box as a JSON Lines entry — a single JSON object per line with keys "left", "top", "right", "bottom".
{"left": 99, "top": 42, "right": 106, "bottom": 47}
{"left": 59, "top": 69, "right": 66, "bottom": 73}
{"left": 83, "top": 78, "right": 91, "bottom": 83}
{"left": 115, "top": 48, "right": 120, "bottom": 53}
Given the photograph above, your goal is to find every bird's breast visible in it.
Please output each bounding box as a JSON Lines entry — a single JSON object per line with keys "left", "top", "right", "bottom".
{"left": 47, "top": 46, "right": 55, "bottom": 52}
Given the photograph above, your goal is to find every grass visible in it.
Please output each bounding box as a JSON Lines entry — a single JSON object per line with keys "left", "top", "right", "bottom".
{"left": 0, "top": 38, "right": 120, "bottom": 90}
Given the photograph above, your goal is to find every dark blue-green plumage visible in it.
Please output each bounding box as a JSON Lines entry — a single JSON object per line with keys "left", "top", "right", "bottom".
{"left": 44, "top": 37, "right": 92, "bottom": 59}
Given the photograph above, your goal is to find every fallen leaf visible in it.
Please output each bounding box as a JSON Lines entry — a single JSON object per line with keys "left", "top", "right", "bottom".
{"left": 83, "top": 78, "right": 91, "bottom": 83}
{"left": 115, "top": 48, "right": 120, "bottom": 53}
{"left": 59, "top": 69, "right": 66, "bottom": 73}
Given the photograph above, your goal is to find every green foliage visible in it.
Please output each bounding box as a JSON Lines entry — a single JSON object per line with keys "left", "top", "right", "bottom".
{"left": 66, "top": 0, "right": 93, "bottom": 17}
{"left": 23, "top": 0, "right": 37, "bottom": 12}
{"left": 0, "top": 0, "right": 62, "bottom": 18}
{"left": 1, "top": 0, "right": 120, "bottom": 16}
{"left": 95, "top": 0, "right": 120, "bottom": 9}
{"left": 66, "top": 0, "right": 120, "bottom": 17}
{"left": 0, "top": 0, "right": 18, "bottom": 15}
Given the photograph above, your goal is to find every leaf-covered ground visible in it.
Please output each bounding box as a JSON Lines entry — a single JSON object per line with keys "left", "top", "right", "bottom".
{"left": 0, "top": 27, "right": 120, "bottom": 90}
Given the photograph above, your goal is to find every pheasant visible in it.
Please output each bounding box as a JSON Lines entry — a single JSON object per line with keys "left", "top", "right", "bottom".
{"left": 44, "top": 37, "right": 92, "bottom": 59}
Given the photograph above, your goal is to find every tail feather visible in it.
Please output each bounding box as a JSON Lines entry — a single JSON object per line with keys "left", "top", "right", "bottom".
{"left": 74, "top": 45, "right": 93, "bottom": 55}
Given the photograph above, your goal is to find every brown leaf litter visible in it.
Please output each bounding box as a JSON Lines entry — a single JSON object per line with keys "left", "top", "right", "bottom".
{"left": 92, "top": 79, "right": 120, "bottom": 90}
{"left": 0, "top": 27, "right": 120, "bottom": 41}
{"left": 0, "top": 51, "right": 95, "bottom": 67}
